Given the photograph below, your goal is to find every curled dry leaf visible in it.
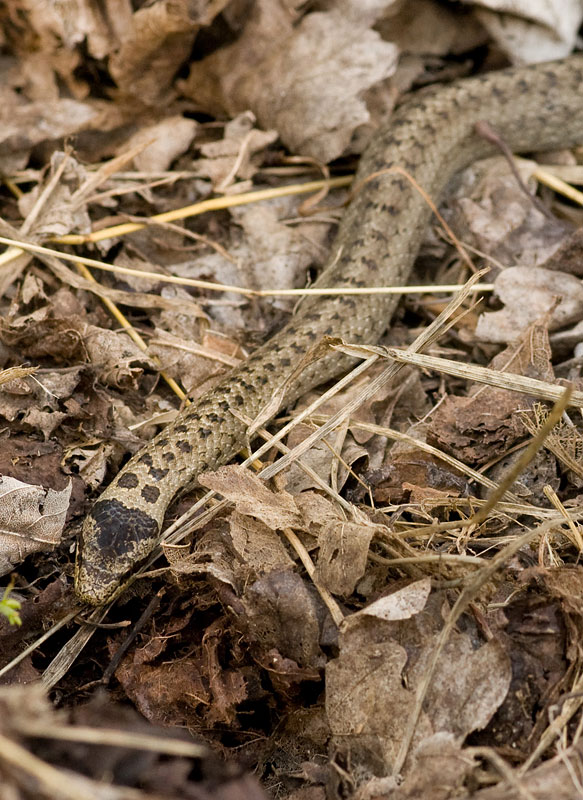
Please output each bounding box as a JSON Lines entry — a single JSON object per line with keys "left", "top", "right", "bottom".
{"left": 343, "top": 577, "right": 432, "bottom": 627}
{"left": 0, "top": 476, "right": 71, "bottom": 576}
{"left": 109, "top": 0, "right": 228, "bottom": 105}
{"left": 0, "top": 303, "right": 155, "bottom": 391}
{"left": 476, "top": 266, "right": 583, "bottom": 344}
{"left": 315, "top": 520, "right": 375, "bottom": 597}
{"left": 473, "top": 0, "right": 583, "bottom": 62}
{"left": 430, "top": 314, "right": 555, "bottom": 465}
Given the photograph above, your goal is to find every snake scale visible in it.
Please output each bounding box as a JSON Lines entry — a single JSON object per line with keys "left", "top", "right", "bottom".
{"left": 75, "top": 55, "right": 583, "bottom": 604}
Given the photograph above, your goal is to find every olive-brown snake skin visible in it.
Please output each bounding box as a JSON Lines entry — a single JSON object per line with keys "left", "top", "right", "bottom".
{"left": 75, "top": 56, "right": 583, "bottom": 604}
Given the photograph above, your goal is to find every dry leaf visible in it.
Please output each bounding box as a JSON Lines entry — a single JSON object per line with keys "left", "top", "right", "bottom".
{"left": 430, "top": 315, "right": 555, "bottom": 465}
{"left": 344, "top": 578, "right": 431, "bottom": 626}
{"left": 327, "top": 589, "right": 511, "bottom": 777}
{"left": 316, "top": 521, "right": 375, "bottom": 597}
{"left": 452, "top": 157, "right": 568, "bottom": 269}
{"left": 17, "top": 151, "right": 91, "bottom": 238}
{"left": 125, "top": 116, "right": 198, "bottom": 172}
{"left": 182, "top": 1, "right": 399, "bottom": 162}
{"left": 242, "top": 569, "right": 326, "bottom": 669}
{"left": 476, "top": 266, "right": 583, "bottom": 344}
{"left": 109, "top": 0, "right": 226, "bottom": 105}
{"left": 230, "top": 511, "right": 295, "bottom": 573}
{"left": 0, "top": 476, "right": 71, "bottom": 575}
{"left": 472, "top": 0, "right": 583, "bottom": 61}
{"left": 199, "top": 466, "right": 302, "bottom": 531}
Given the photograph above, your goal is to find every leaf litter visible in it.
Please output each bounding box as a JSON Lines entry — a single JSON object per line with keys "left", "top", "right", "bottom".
{"left": 1, "top": 1, "right": 583, "bottom": 799}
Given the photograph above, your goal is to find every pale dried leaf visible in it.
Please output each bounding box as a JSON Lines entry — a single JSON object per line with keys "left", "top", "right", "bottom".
{"left": 476, "top": 266, "right": 583, "bottom": 343}
{"left": 328, "top": 592, "right": 511, "bottom": 776}
{"left": 0, "top": 94, "right": 102, "bottom": 172}
{"left": 471, "top": 0, "right": 583, "bottom": 62}
{"left": 326, "top": 637, "right": 426, "bottom": 769}
{"left": 316, "top": 521, "right": 375, "bottom": 597}
{"left": 413, "top": 634, "right": 512, "bottom": 739}
{"left": 344, "top": 578, "right": 432, "bottom": 626}
{"left": 82, "top": 324, "right": 155, "bottom": 389}
{"left": 0, "top": 476, "right": 71, "bottom": 575}
{"left": 17, "top": 151, "right": 91, "bottom": 238}
{"left": 66, "top": 444, "right": 115, "bottom": 491}
{"left": 453, "top": 157, "right": 566, "bottom": 269}
{"left": 125, "top": 116, "right": 198, "bottom": 172}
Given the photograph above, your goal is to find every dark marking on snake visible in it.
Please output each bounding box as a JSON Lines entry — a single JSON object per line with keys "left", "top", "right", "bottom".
{"left": 118, "top": 472, "right": 139, "bottom": 489}
{"left": 141, "top": 485, "right": 160, "bottom": 504}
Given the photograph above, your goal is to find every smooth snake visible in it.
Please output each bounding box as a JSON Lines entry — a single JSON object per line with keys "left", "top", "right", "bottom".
{"left": 75, "top": 55, "right": 583, "bottom": 604}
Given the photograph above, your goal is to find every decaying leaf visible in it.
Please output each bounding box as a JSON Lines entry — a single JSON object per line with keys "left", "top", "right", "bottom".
{"left": 199, "top": 466, "right": 301, "bottom": 531}
{"left": 242, "top": 569, "right": 326, "bottom": 669}
{"left": 315, "top": 520, "right": 375, "bottom": 597}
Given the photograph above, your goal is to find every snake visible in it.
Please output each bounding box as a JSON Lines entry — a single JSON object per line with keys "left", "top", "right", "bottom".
{"left": 75, "top": 55, "right": 583, "bottom": 605}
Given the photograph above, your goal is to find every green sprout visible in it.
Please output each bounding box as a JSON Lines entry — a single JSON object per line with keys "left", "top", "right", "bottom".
{"left": 0, "top": 577, "right": 22, "bottom": 627}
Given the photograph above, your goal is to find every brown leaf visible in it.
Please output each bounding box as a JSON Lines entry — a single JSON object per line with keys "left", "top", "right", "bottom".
{"left": 429, "top": 315, "right": 555, "bottom": 465}
{"left": 109, "top": 0, "right": 225, "bottom": 105}
{"left": 242, "top": 570, "right": 325, "bottom": 669}
{"left": 230, "top": 511, "right": 295, "bottom": 573}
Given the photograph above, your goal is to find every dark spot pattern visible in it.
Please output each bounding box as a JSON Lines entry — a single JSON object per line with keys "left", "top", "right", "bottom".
{"left": 117, "top": 472, "right": 139, "bottom": 489}
{"left": 141, "top": 485, "right": 160, "bottom": 504}
{"left": 148, "top": 467, "right": 168, "bottom": 481}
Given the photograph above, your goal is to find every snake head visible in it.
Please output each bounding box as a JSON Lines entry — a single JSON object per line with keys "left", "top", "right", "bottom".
{"left": 74, "top": 498, "right": 161, "bottom": 605}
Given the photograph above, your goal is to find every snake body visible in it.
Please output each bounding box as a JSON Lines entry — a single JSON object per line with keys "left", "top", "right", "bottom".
{"left": 75, "top": 56, "right": 583, "bottom": 604}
